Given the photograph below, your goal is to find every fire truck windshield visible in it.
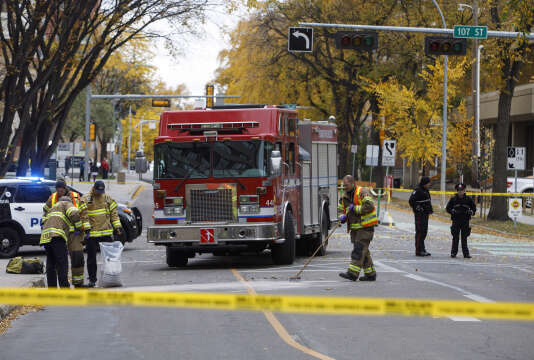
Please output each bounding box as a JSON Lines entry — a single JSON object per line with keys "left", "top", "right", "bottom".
{"left": 155, "top": 140, "right": 273, "bottom": 179}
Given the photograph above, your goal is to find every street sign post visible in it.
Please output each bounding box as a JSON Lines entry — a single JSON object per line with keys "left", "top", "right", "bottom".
{"left": 288, "top": 27, "right": 313, "bottom": 52}
{"left": 453, "top": 25, "right": 488, "bottom": 39}
{"left": 507, "top": 146, "right": 526, "bottom": 170}
{"left": 382, "top": 140, "right": 396, "bottom": 167}
{"left": 366, "top": 145, "right": 379, "bottom": 182}
{"left": 351, "top": 145, "right": 357, "bottom": 177}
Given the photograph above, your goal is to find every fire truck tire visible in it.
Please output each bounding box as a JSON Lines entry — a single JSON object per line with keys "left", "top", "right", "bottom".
{"left": 166, "top": 247, "right": 189, "bottom": 267}
{"left": 272, "top": 212, "right": 296, "bottom": 265}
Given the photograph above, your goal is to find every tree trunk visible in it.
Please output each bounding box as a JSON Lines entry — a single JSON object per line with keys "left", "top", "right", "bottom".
{"left": 487, "top": 89, "right": 513, "bottom": 220}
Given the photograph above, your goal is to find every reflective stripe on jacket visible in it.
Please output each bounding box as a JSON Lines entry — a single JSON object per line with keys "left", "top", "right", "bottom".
{"left": 340, "top": 186, "right": 377, "bottom": 231}
{"left": 40, "top": 201, "right": 81, "bottom": 244}
{"left": 81, "top": 192, "right": 121, "bottom": 238}
{"left": 44, "top": 191, "right": 89, "bottom": 231}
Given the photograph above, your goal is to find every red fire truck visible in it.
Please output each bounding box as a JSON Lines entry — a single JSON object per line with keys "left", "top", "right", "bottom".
{"left": 147, "top": 105, "right": 338, "bottom": 267}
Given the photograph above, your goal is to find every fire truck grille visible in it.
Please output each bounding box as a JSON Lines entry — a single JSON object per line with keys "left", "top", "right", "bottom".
{"left": 189, "top": 188, "right": 234, "bottom": 222}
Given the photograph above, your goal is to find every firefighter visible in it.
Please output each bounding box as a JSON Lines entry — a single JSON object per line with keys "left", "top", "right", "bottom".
{"left": 446, "top": 183, "right": 476, "bottom": 258}
{"left": 43, "top": 178, "right": 89, "bottom": 288}
{"left": 409, "top": 176, "right": 433, "bottom": 256}
{"left": 41, "top": 196, "right": 82, "bottom": 288}
{"left": 338, "top": 175, "right": 378, "bottom": 281}
{"left": 81, "top": 180, "right": 122, "bottom": 288}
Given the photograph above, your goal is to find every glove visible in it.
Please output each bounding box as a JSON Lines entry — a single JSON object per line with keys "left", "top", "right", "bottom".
{"left": 73, "top": 230, "right": 81, "bottom": 236}
{"left": 348, "top": 204, "right": 354, "bottom": 212}
{"left": 468, "top": 209, "right": 474, "bottom": 216}
{"left": 84, "top": 231, "right": 91, "bottom": 241}
{"left": 115, "top": 227, "right": 123, "bottom": 236}
{"left": 339, "top": 215, "right": 347, "bottom": 224}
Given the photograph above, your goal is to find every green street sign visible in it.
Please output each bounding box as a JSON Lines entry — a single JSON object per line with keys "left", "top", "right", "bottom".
{"left": 453, "top": 25, "right": 488, "bottom": 39}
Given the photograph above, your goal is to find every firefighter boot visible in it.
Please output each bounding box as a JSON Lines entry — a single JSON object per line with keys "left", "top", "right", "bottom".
{"left": 359, "top": 274, "right": 377, "bottom": 281}
{"left": 339, "top": 271, "right": 358, "bottom": 281}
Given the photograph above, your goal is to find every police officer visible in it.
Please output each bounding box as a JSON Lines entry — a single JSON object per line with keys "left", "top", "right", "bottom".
{"left": 409, "top": 176, "right": 433, "bottom": 256}
{"left": 338, "top": 175, "right": 378, "bottom": 281}
{"left": 446, "top": 183, "right": 476, "bottom": 258}
{"left": 81, "top": 180, "right": 122, "bottom": 287}
{"left": 43, "top": 179, "right": 89, "bottom": 288}
{"left": 41, "top": 196, "right": 82, "bottom": 288}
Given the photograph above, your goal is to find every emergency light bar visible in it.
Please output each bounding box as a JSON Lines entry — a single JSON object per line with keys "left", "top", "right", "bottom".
{"left": 168, "top": 121, "right": 259, "bottom": 131}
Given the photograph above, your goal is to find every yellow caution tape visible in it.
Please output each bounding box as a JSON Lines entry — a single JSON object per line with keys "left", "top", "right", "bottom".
{"left": 338, "top": 186, "right": 532, "bottom": 197}
{"left": 0, "top": 288, "right": 532, "bottom": 321}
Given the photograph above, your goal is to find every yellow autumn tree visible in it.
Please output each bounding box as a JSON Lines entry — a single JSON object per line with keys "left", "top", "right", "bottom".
{"left": 365, "top": 58, "right": 471, "bottom": 170}
{"left": 447, "top": 104, "right": 472, "bottom": 176}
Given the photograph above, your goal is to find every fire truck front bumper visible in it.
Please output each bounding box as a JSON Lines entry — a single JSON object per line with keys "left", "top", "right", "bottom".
{"left": 147, "top": 223, "right": 279, "bottom": 244}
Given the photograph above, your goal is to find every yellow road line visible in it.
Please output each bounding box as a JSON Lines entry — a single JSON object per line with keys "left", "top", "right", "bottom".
{"left": 231, "top": 269, "right": 335, "bottom": 360}
{"left": 131, "top": 185, "right": 144, "bottom": 201}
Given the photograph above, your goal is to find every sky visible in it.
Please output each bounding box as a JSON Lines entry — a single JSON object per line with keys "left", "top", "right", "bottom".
{"left": 149, "top": 8, "right": 246, "bottom": 101}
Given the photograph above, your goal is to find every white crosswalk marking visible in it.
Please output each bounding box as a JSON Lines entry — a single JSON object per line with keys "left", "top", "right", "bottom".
{"left": 471, "top": 242, "right": 534, "bottom": 257}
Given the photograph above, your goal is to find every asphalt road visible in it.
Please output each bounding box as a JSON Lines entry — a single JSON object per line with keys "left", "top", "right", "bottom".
{"left": 1, "top": 188, "right": 533, "bottom": 360}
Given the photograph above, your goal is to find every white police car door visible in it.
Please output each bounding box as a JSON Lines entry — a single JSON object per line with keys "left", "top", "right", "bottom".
{"left": 12, "top": 184, "right": 52, "bottom": 235}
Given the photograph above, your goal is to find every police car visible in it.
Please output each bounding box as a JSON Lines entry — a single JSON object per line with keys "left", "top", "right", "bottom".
{"left": 0, "top": 177, "right": 142, "bottom": 258}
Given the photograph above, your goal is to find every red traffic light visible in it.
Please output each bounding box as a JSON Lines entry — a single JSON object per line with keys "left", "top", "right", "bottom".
{"left": 430, "top": 41, "right": 440, "bottom": 51}
{"left": 341, "top": 36, "right": 351, "bottom": 47}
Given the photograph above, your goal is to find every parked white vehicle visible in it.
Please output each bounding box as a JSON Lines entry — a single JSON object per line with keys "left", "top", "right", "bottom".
{"left": 507, "top": 176, "right": 534, "bottom": 208}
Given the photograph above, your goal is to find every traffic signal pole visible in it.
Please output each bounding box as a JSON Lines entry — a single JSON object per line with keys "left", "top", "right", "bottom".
{"left": 299, "top": 18, "right": 534, "bottom": 207}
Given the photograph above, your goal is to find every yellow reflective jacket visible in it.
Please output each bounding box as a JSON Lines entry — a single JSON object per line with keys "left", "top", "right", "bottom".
{"left": 339, "top": 185, "right": 378, "bottom": 231}
{"left": 80, "top": 190, "right": 121, "bottom": 238}
{"left": 40, "top": 201, "right": 82, "bottom": 244}
{"left": 43, "top": 190, "right": 90, "bottom": 231}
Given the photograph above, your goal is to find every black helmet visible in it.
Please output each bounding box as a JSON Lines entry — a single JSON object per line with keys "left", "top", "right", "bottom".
{"left": 455, "top": 183, "right": 466, "bottom": 191}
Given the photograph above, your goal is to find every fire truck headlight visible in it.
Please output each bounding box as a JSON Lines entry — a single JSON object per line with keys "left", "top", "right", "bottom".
{"left": 164, "top": 207, "right": 184, "bottom": 216}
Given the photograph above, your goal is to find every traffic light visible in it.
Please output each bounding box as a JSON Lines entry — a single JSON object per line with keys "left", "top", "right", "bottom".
{"left": 335, "top": 31, "right": 378, "bottom": 51}
{"left": 205, "top": 84, "right": 214, "bottom": 108}
{"left": 152, "top": 99, "right": 170, "bottom": 107}
{"left": 89, "top": 123, "right": 95, "bottom": 141}
{"left": 424, "top": 36, "right": 467, "bottom": 56}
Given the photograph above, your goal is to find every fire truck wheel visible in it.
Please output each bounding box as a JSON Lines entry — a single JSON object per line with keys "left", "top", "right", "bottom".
{"left": 271, "top": 212, "right": 296, "bottom": 265}
{"left": 166, "top": 247, "right": 189, "bottom": 267}
{"left": 314, "top": 210, "right": 329, "bottom": 257}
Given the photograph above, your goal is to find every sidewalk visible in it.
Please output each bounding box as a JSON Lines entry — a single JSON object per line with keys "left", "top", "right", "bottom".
{"left": 0, "top": 260, "right": 45, "bottom": 321}
{"left": 64, "top": 171, "right": 147, "bottom": 205}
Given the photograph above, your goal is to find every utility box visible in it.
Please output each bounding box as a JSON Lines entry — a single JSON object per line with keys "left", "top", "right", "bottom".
{"left": 135, "top": 150, "right": 148, "bottom": 174}
{"left": 117, "top": 171, "right": 126, "bottom": 184}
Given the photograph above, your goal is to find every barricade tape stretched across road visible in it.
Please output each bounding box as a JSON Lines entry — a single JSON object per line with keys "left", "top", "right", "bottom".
{"left": 0, "top": 288, "right": 532, "bottom": 321}
{"left": 338, "top": 186, "right": 533, "bottom": 197}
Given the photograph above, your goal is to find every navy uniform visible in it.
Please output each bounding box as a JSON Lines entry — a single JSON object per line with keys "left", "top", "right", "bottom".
{"left": 446, "top": 183, "right": 476, "bottom": 258}
{"left": 409, "top": 176, "right": 433, "bottom": 256}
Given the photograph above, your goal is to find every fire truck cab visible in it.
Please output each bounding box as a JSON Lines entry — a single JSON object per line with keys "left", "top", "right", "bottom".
{"left": 147, "top": 105, "right": 338, "bottom": 267}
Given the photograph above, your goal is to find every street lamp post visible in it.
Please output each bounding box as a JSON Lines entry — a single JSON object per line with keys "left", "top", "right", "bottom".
{"left": 431, "top": 0, "right": 448, "bottom": 208}
{"left": 128, "top": 105, "right": 132, "bottom": 174}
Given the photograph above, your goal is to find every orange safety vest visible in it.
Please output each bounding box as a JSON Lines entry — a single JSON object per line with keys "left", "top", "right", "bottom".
{"left": 344, "top": 185, "right": 378, "bottom": 230}
{"left": 51, "top": 191, "right": 80, "bottom": 209}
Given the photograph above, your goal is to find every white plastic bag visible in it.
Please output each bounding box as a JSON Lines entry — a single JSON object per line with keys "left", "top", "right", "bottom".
{"left": 99, "top": 241, "right": 123, "bottom": 288}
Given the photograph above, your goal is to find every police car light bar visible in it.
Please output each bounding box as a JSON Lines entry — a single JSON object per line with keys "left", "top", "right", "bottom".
{"left": 16, "top": 177, "right": 45, "bottom": 182}
{"left": 168, "top": 122, "right": 259, "bottom": 131}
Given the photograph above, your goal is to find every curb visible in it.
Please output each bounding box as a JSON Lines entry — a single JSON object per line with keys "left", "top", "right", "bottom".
{"left": 0, "top": 277, "right": 45, "bottom": 322}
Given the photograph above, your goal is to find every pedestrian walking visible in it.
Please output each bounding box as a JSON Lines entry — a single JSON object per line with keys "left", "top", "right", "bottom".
{"left": 43, "top": 178, "right": 89, "bottom": 287}
{"left": 446, "top": 183, "right": 476, "bottom": 258}
{"left": 79, "top": 159, "right": 85, "bottom": 181}
{"left": 409, "top": 176, "right": 433, "bottom": 256}
{"left": 40, "top": 195, "right": 83, "bottom": 288}
{"left": 102, "top": 158, "right": 110, "bottom": 179}
{"left": 338, "top": 175, "right": 378, "bottom": 282}
{"left": 81, "top": 180, "right": 123, "bottom": 288}
{"left": 90, "top": 160, "right": 98, "bottom": 182}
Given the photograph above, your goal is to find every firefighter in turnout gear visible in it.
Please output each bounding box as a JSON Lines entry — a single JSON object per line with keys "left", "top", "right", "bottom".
{"left": 40, "top": 196, "right": 82, "bottom": 288}
{"left": 43, "top": 179, "right": 89, "bottom": 288}
{"left": 446, "top": 183, "right": 476, "bottom": 258}
{"left": 81, "top": 180, "right": 122, "bottom": 287}
{"left": 338, "top": 175, "right": 378, "bottom": 281}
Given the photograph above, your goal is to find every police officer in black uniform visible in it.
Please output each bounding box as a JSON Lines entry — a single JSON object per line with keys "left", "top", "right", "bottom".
{"left": 409, "top": 176, "right": 433, "bottom": 256}
{"left": 446, "top": 183, "right": 476, "bottom": 258}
